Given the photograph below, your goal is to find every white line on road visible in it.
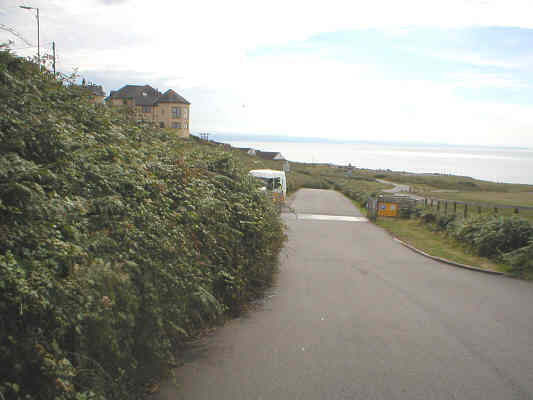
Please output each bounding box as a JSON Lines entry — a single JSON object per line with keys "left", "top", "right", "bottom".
{"left": 283, "top": 213, "right": 368, "bottom": 222}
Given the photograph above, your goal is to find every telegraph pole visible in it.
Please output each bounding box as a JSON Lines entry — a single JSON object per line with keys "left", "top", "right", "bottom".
{"left": 36, "top": 7, "right": 40, "bottom": 63}
{"left": 52, "top": 41, "right": 56, "bottom": 74}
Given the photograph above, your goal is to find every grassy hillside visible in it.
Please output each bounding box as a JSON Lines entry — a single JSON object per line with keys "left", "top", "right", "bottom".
{"left": 0, "top": 52, "right": 285, "bottom": 399}
{"left": 358, "top": 170, "right": 533, "bottom": 207}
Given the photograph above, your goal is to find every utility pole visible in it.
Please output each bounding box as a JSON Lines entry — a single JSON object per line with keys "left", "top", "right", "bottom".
{"left": 36, "top": 7, "right": 40, "bottom": 63}
{"left": 52, "top": 41, "right": 55, "bottom": 74}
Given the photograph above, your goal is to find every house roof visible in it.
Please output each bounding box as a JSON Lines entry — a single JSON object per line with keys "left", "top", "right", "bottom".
{"left": 77, "top": 84, "right": 105, "bottom": 97}
{"left": 85, "top": 84, "right": 105, "bottom": 97}
{"left": 106, "top": 84, "right": 189, "bottom": 106}
{"left": 256, "top": 151, "right": 285, "bottom": 160}
{"left": 158, "top": 89, "right": 190, "bottom": 105}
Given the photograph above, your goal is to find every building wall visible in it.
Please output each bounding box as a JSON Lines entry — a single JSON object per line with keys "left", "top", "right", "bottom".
{"left": 154, "top": 103, "right": 190, "bottom": 138}
{"left": 88, "top": 95, "right": 105, "bottom": 104}
{"left": 107, "top": 98, "right": 190, "bottom": 138}
{"left": 134, "top": 105, "right": 156, "bottom": 123}
{"left": 109, "top": 98, "right": 134, "bottom": 107}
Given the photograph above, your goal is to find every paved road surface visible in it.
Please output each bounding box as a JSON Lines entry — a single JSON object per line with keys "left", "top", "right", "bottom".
{"left": 376, "top": 179, "right": 424, "bottom": 201}
{"left": 156, "top": 189, "right": 533, "bottom": 400}
{"left": 376, "top": 179, "right": 411, "bottom": 194}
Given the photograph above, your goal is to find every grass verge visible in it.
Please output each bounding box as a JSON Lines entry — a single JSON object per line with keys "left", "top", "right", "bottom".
{"left": 375, "top": 217, "right": 508, "bottom": 273}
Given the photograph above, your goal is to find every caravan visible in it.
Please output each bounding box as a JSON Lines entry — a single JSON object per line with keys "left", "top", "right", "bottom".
{"left": 248, "top": 169, "right": 287, "bottom": 203}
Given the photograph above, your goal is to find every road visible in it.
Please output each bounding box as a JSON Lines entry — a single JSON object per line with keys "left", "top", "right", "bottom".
{"left": 376, "top": 178, "right": 411, "bottom": 194}
{"left": 156, "top": 189, "right": 533, "bottom": 400}
{"left": 375, "top": 179, "right": 424, "bottom": 201}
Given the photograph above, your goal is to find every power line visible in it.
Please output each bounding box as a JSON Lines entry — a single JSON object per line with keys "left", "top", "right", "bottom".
{"left": 0, "top": 23, "right": 32, "bottom": 46}
{"left": 11, "top": 45, "right": 36, "bottom": 50}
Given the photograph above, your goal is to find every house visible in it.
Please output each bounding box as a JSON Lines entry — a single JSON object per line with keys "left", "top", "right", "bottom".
{"left": 256, "top": 151, "right": 285, "bottom": 161}
{"left": 234, "top": 147, "right": 257, "bottom": 156}
{"left": 106, "top": 84, "right": 190, "bottom": 137}
{"left": 77, "top": 83, "right": 106, "bottom": 104}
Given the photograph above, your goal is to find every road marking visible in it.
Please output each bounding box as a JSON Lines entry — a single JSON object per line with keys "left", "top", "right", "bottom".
{"left": 284, "top": 213, "right": 368, "bottom": 222}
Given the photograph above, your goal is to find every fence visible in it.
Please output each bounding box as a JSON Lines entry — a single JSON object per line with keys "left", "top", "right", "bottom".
{"left": 367, "top": 194, "right": 533, "bottom": 221}
{"left": 367, "top": 197, "right": 378, "bottom": 219}
{"left": 421, "top": 197, "right": 533, "bottom": 219}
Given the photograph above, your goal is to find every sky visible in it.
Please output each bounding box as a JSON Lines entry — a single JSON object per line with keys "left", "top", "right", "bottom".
{"left": 2, "top": 0, "right": 533, "bottom": 147}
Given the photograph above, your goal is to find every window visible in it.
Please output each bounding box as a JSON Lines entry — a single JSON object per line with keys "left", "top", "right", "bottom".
{"left": 172, "top": 122, "right": 181, "bottom": 129}
{"left": 159, "top": 122, "right": 165, "bottom": 128}
{"left": 172, "top": 107, "right": 180, "bottom": 118}
{"left": 143, "top": 106, "right": 150, "bottom": 113}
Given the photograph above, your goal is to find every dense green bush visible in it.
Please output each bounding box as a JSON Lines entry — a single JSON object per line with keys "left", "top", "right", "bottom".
{"left": 0, "top": 51, "right": 285, "bottom": 399}
{"left": 417, "top": 206, "right": 533, "bottom": 271}
{"left": 398, "top": 207, "right": 420, "bottom": 219}
{"left": 420, "top": 211, "right": 437, "bottom": 224}
{"left": 451, "top": 216, "right": 532, "bottom": 259}
{"left": 504, "top": 241, "right": 533, "bottom": 278}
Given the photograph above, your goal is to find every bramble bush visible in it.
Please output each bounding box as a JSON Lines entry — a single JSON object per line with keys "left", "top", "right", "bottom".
{"left": 0, "top": 51, "right": 285, "bottom": 399}
{"left": 503, "top": 241, "right": 533, "bottom": 279}
{"left": 417, "top": 207, "right": 533, "bottom": 275}
{"left": 452, "top": 216, "right": 532, "bottom": 259}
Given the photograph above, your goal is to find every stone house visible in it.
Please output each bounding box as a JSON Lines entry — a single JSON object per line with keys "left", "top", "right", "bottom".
{"left": 106, "top": 84, "right": 190, "bottom": 137}
{"left": 256, "top": 151, "right": 285, "bottom": 161}
{"left": 84, "top": 84, "right": 106, "bottom": 104}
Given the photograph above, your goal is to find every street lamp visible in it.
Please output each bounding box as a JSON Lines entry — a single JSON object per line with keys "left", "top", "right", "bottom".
{"left": 19, "top": 5, "right": 39, "bottom": 65}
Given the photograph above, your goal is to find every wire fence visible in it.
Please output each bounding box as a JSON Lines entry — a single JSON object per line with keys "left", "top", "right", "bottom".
{"left": 367, "top": 194, "right": 533, "bottom": 221}
{"left": 420, "top": 197, "right": 533, "bottom": 220}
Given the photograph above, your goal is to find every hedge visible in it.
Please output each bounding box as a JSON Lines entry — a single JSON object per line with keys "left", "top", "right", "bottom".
{"left": 0, "top": 51, "right": 285, "bottom": 399}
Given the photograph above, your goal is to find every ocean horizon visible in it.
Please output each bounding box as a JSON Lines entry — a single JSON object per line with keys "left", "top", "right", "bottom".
{"left": 210, "top": 137, "right": 533, "bottom": 185}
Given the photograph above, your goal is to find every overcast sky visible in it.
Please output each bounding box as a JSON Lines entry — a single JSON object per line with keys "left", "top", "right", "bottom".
{"left": 2, "top": 0, "right": 533, "bottom": 147}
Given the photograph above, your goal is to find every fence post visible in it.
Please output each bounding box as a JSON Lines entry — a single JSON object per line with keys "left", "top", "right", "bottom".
{"left": 444, "top": 201, "right": 448, "bottom": 216}
{"left": 514, "top": 208, "right": 519, "bottom": 214}
{"left": 478, "top": 206, "right": 482, "bottom": 214}
{"left": 437, "top": 201, "right": 440, "bottom": 212}
{"left": 454, "top": 202, "right": 457, "bottom": 214}
{"left": 494, "top": 207, "right": 498, "bottom": 214}
{"left": 464, "top": 203, "right": 468, "bottom": 219}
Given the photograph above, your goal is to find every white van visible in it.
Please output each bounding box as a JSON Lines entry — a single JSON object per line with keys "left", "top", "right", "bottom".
{"left": 249, "top": 169, "right": 287, "bottom": 202}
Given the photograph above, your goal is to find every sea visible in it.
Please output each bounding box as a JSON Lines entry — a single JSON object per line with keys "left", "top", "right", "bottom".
{"left": 224, "top": 141, "right": 533, "bottom": 185}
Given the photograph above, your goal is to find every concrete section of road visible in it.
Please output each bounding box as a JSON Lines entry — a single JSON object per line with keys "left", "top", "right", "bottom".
{"left": 285, "top": 188, "right": 363, "bottom": 217}
{"left": 290, "top": 214, "right": 368, "bottom": 222}
{"left": 156, "top": 189, "right": 533, "bottom": 400}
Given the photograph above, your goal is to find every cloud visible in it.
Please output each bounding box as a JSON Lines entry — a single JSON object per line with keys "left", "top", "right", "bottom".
{"left": 428, "top": 52, "right": 520, "bottom": 69}
{"left": 98, "top": 0, "right": 128, "bottom": 4}
{"left": 3, "top": 0, "right": 533, "bottom": 146}
{"left": 447, "top": 72, "right": 529, "bottom": 89}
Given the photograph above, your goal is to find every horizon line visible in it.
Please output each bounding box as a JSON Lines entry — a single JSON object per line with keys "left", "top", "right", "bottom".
{"left": 192, "top": 132, "right": 531, "bottom": 151}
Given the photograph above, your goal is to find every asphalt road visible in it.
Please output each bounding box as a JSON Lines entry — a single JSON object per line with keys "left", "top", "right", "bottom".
{"left": 156, "top": 189, "right": 533, "bottom": 400}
